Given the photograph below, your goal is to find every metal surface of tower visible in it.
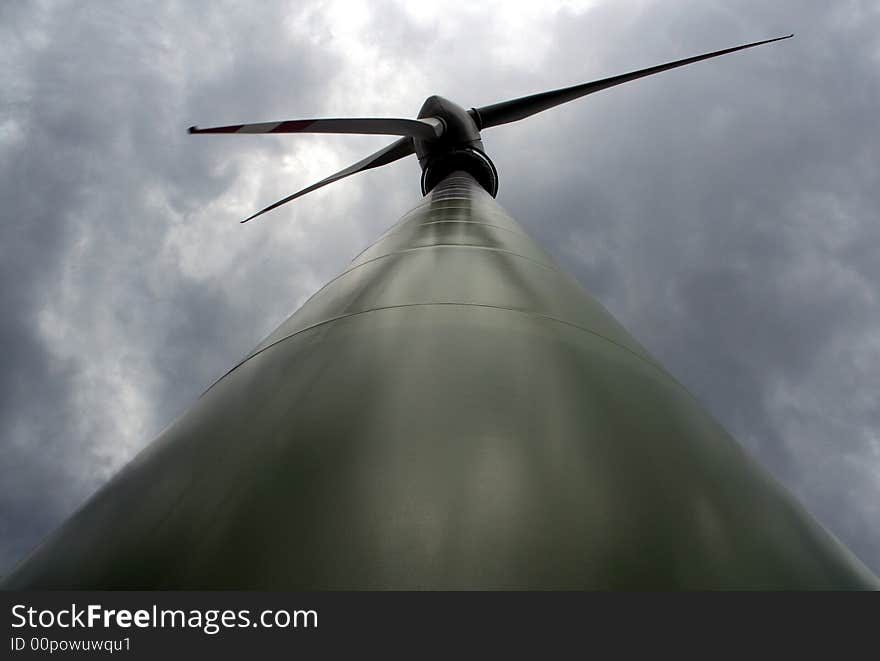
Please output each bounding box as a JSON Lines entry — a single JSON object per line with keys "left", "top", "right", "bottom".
{"left": 4, "top": 172, "right": 877, "bottom": 589}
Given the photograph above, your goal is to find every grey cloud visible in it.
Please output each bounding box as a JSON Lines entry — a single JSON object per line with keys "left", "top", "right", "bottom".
{"left": 1, "top": 0, "right": 878, "bottom": 578}
{"left": 0, "top": 0, "right": 347, "bottom": 571}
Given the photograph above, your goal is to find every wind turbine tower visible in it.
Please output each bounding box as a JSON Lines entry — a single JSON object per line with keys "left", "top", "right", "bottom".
{"left": 4, "top": 35, "right": 877, "bottom": 589}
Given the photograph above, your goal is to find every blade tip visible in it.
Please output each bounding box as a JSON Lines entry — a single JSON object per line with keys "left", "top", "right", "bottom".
{"left": 188, "top": 126, "right": 198, "bottom": 134}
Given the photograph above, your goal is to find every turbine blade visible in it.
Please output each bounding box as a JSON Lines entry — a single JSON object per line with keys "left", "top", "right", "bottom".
{"left": 189, "top": 117, "right": 443, "bottom": 140}
{"left": 241, "top": 136, "right": 415, "bottom": 223}
{"left": 472, "top": 34, "right": 794, "bottom": 129}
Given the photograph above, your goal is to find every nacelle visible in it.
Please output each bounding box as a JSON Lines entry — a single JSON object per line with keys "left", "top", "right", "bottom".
{"left": 415, "top": 96, "right": 499, "bottom": 197}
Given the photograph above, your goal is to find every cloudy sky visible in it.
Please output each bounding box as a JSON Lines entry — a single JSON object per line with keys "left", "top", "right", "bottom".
{"left": 2, "top": 0, "right": 878, "bottom": 578}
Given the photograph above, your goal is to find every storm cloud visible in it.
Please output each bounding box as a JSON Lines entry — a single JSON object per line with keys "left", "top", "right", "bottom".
{"left": 1, "top": 0, "right": 878, "bottom": 577}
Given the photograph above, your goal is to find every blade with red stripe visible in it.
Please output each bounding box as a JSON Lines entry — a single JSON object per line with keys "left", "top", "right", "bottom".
{"left": 189, "top": 117, "right": 443, "bottom": 139}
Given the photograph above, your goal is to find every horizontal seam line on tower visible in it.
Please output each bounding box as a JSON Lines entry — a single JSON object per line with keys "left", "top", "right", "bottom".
{"left": 202, "top": 302, "right": 664, "bottom": 397}
{"left": 294, "top": 244, "right": 563, "bottom": 317}
{"left": 375, "top": 220, "right": 531, "bottom": 242}
{"left": 351, "top": 244, "right": 559, "bottom": 271}
{"left": 352, "top": 214, "right": 522, "bottom": 260}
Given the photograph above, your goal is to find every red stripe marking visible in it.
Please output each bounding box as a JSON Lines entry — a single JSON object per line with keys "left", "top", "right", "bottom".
{"left": 271, "top": 120, "right": 317, "bottom": 133}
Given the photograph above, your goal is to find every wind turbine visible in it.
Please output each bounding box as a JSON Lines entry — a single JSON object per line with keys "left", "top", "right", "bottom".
{"left": 4, "top": 35, "right": 877, "bottom": 589}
